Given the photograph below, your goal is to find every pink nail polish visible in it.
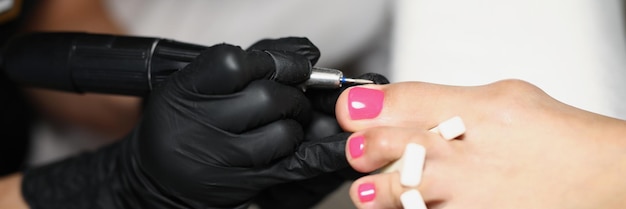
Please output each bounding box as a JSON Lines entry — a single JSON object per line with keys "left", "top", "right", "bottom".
{"left": 348, "top": 87, "right": 384, "bottom": 120}
{"left": 358, "top": 183, "right": 376, "bottom": 203}
{"left": 349, "top": 135, "right": 365, "bottom": 159}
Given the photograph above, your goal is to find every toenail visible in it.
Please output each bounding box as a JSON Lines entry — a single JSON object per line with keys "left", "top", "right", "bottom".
{"left": 348, "top": 135, "right": 365, "bottom": 159}
{"left": 358, "top": 182, "right": 376, "bottom": 203}
{"left": 348, "top": 87, "right": 384, "bottom": 120}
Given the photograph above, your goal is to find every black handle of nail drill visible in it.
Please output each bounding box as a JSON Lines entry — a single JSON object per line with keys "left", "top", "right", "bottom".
{"left": 1, "top": 32, "right": 207, "bottom": 96}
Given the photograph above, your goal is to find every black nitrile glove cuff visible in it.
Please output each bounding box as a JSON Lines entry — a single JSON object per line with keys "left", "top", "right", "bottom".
{"left": 21, "top": 132, "right": 253, "bottom": 209}
{"left": 21, "top": 137, "right": 140, "bottom": 209}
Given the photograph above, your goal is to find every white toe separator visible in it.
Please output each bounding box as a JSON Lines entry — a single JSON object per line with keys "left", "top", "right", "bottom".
{"left": 379, "top": 117, "right": 465, "bottom": 208}
{"left": 429, "top": 116, "right": 465, "bottom": 140}
{"left": 401, "top": 189, "right": 427, "bottom": 209}
{"left": 380, "top": 116, "right": 465, "bottom": 174}
{"left": 400, "top": 143, "right": 426, "bottom": 187}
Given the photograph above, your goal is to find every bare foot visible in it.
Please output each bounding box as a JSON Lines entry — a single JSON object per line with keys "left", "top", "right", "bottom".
{"left": 337, "top": 80, "right": 626, "bottom": 209}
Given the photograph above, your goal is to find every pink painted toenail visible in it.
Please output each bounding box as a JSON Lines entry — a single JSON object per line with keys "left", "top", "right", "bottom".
{"left": 358, "top": 182, "right": 376, "bottom": 203}
{"left": 348, "top": 87, "right": 384, "bottom": 120}
{"left": 349, "top": 135, "right": 365, "bottom": 159}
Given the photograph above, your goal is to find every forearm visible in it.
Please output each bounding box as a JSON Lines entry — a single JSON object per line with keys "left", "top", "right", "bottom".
{"left": 23, "top": 0, "right": 125, "bottom": 34}
{"left": 0, "top": 174, "right": 29, "bottom": 209}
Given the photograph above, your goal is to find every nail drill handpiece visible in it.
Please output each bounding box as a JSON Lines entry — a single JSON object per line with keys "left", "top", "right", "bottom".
{"left": 1, "top": 32, "right": 373, "bottom": 95}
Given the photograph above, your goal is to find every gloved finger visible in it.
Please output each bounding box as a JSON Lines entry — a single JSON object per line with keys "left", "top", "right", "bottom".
{"left": 200, "top": 80, "right": 312, "bottom": 134}
{"left": 253, "top": 132, "right": 352, "bottom": 185}
{"left": 303, "top": 112, "right": 371, "bottom": 180}
{"left": 161, "top": 119, "right": 303, "bottom": 168}
{"left": 304, "top": 111, "right": 341, "bottom": 141}
{"left": 247, "top": 37, "right": 321, "bottom": 65}
{"left": 170, "top": 43, "right": 311, "bottom": 95}
{"left": 306, "top": 73, "right": 390, "bottom": 115}
{"left": 220, "top": 119, "right": 304, "bottom": 167}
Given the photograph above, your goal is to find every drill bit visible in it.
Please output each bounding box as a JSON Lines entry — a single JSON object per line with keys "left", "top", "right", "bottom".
{"left": 301, "top": 67, "right": 375, "bottom": 90}
{"left": 341, "top": 77, "right": 375, "bottom": 84}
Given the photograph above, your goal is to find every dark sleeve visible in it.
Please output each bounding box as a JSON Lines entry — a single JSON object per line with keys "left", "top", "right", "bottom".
{"left": 0, "top": 0, "right": 40, "bottom": 176}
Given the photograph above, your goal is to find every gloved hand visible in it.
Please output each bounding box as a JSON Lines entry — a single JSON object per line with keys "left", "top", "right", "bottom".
{"left": 253, "top": 73, "right": 390, "bottom": 209}
{"left": 248, "top": 37, "right": 391, "bottom": 209}
{"left": 21, "top": 38, "right": 351, "bottom": 209}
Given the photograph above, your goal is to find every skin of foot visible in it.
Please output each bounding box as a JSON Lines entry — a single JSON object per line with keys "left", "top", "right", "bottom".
{"left": 337, "top": 79, "right": 626, "bottom": 209}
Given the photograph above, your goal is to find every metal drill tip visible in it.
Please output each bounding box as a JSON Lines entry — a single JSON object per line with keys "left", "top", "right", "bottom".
{"left": 342, "top": 78, "right": 375, "bottom": 84}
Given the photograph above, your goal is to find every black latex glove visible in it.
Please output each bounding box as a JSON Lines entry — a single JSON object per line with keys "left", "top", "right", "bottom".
{"left": 22, "top": 38, "right": 351, "bottom": 209}
{"left": 248, "top": 37, "right": 391, "bottom": 209}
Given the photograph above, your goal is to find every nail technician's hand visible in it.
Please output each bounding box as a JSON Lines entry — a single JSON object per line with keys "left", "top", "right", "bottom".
{"left": 244, "top": 37, "right": 393, "bottom": 209}
{"left": 255, "top": 74, "right": 391, "bottom": 208}
{"left": 21, "top": 38, "right": 350, "bottom": 209}
{"left": 335, "top": 80, "right": 626, "bottom": 209}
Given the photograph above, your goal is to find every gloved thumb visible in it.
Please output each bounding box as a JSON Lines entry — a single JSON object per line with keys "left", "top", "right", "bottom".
{"left": 247, "top": 37, "right": 321, "bottom": 66}
{"left": 167, "top": 43, "right": 311, "bottom": 95}
{"left": 168, "top": 44, "right": 271, "bottom": 95}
